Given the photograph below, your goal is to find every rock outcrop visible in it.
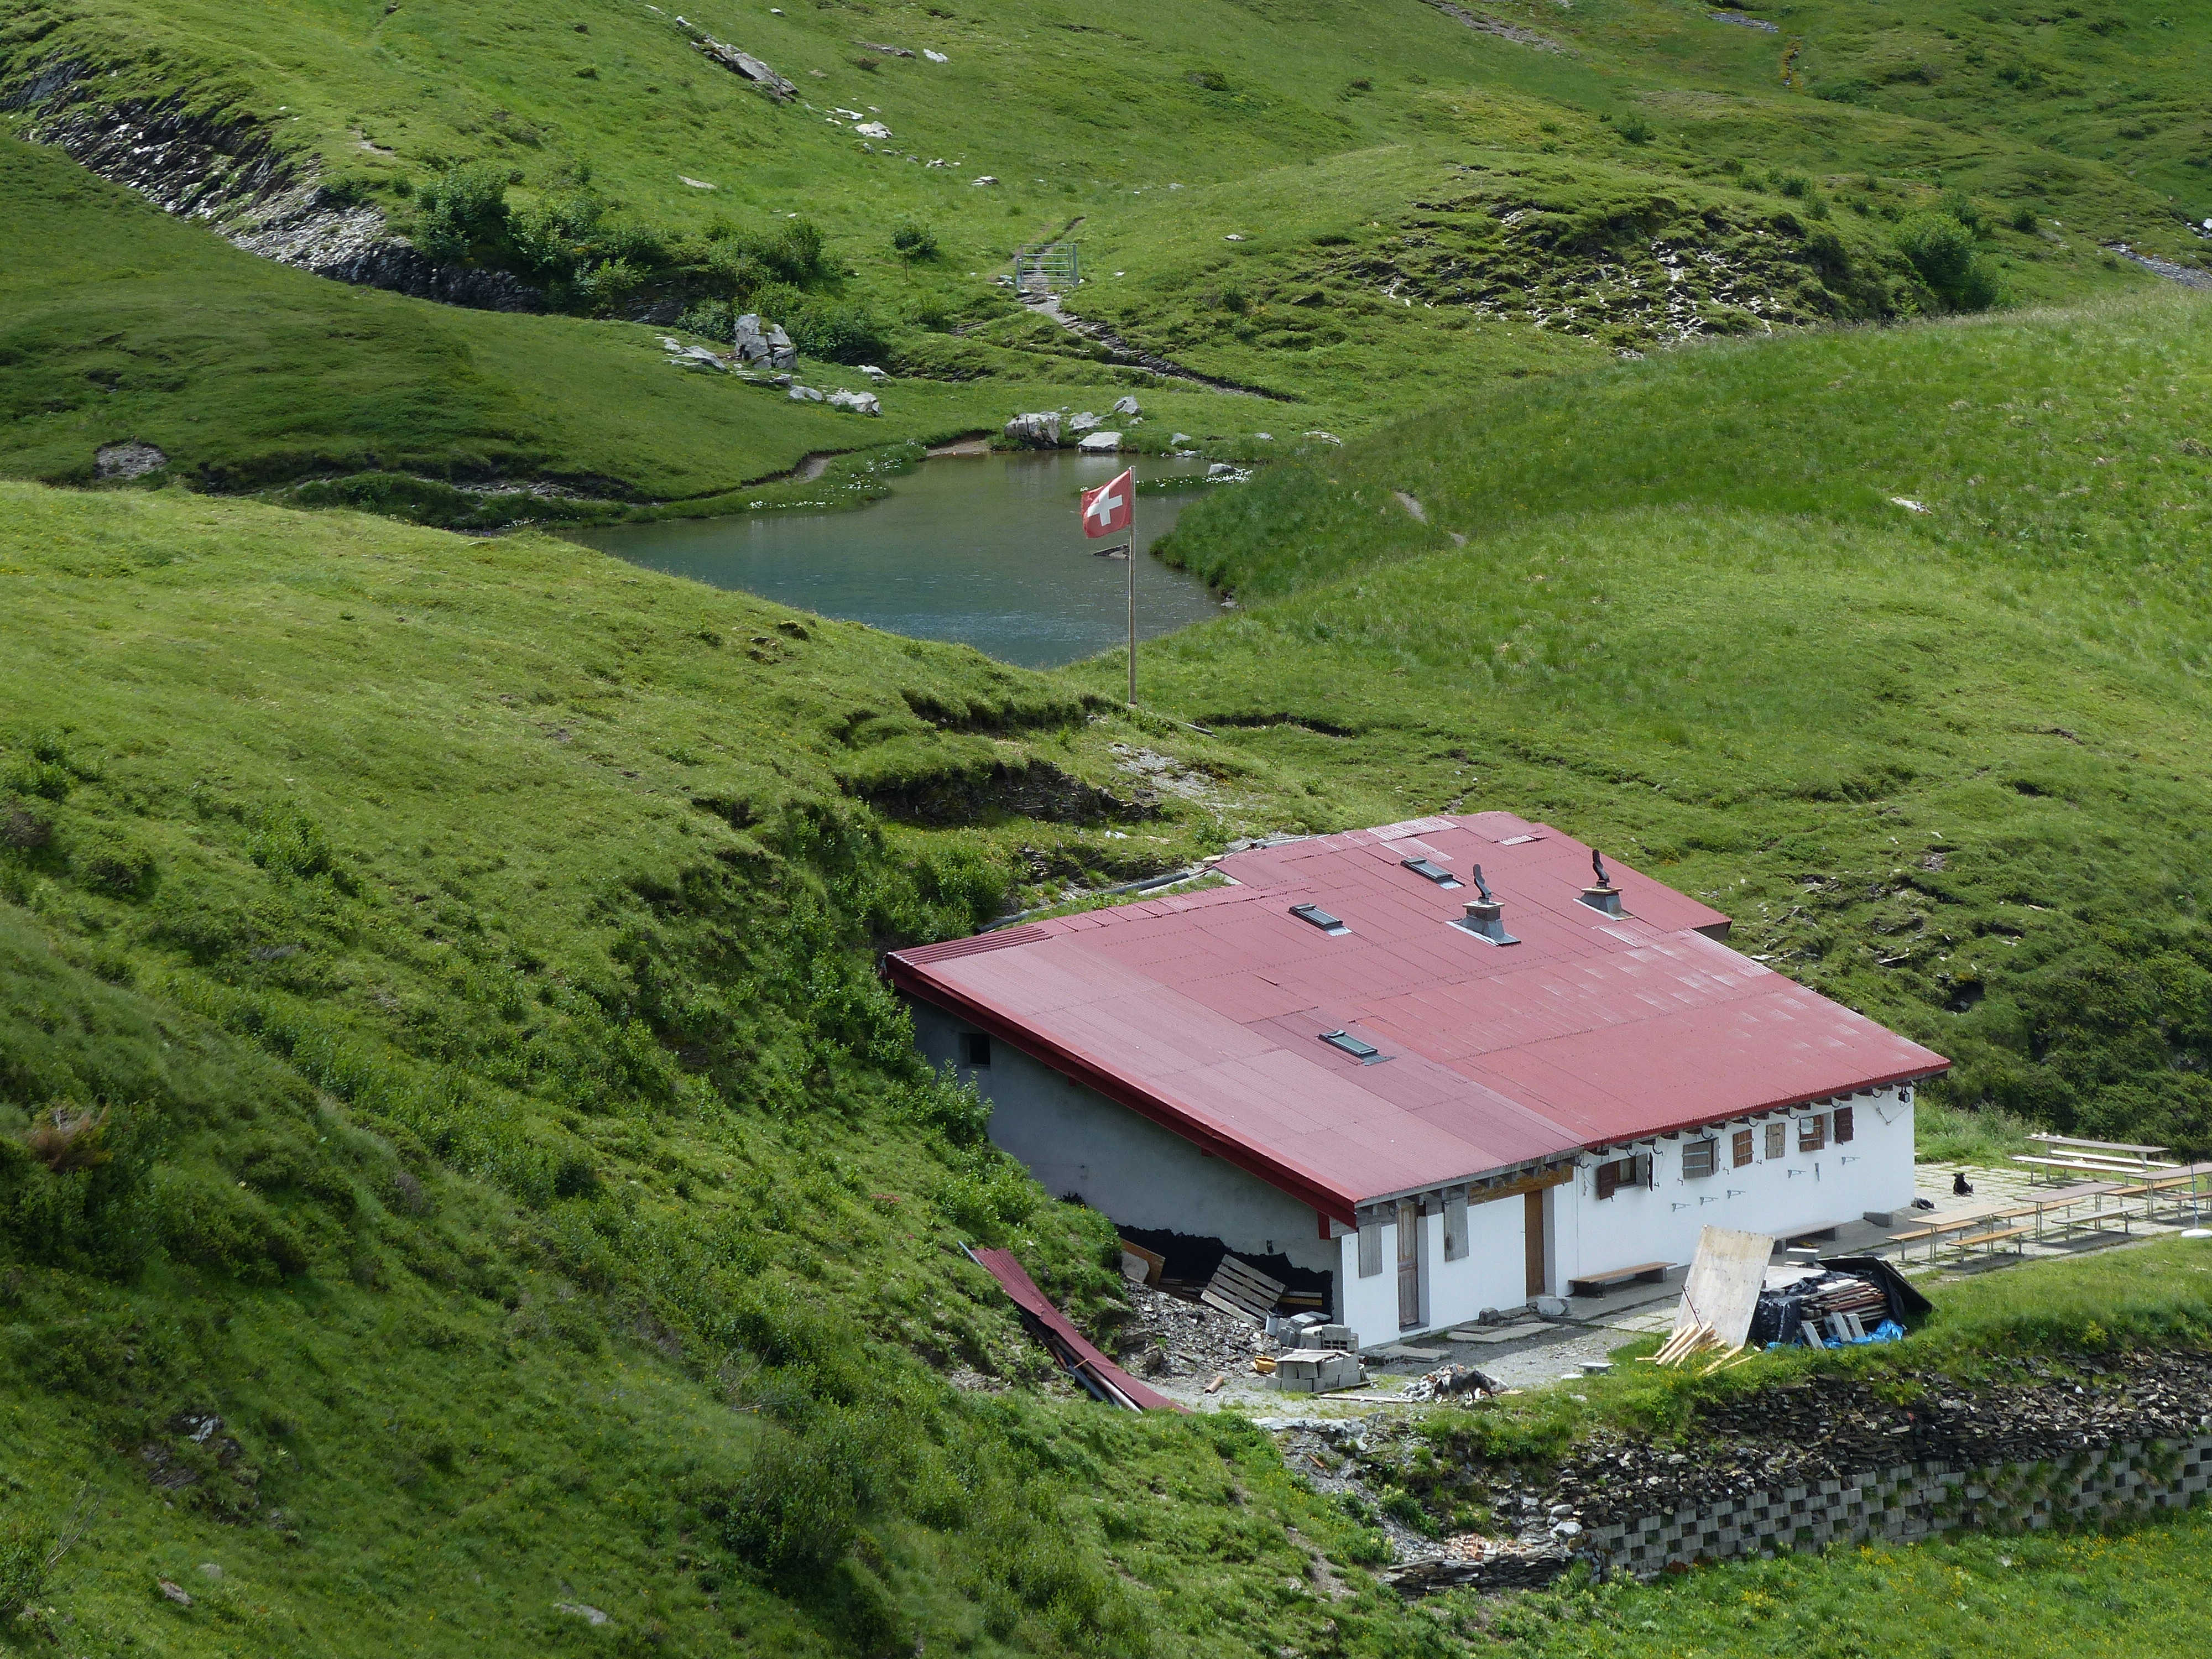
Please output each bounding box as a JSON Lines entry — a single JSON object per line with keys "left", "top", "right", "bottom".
{"left": 1004, "top": 411, "right": 1063, "bottom": 448}
{"left": 0, "top": 64, "right": 541, "bottom": 311}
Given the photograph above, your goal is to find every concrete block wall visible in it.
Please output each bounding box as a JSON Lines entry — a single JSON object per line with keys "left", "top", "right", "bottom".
{"left": 1580, "top": 1434, "right": 2212, "bottom": 1578}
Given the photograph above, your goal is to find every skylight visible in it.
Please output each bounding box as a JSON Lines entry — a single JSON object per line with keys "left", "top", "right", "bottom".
{"left": 1400, "top": 857, "right": 1462, "bottom": 888}
{"left": 1290, "top": 902, "right": 1348, "bottom": 934}
{"left": 1320, "top": 1030, "right": 1384, "bottom": 1062}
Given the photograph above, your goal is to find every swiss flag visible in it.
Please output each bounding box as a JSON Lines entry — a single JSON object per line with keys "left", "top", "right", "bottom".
{"left": 1080, "top": 468, "right": 1134, "bottom": 539}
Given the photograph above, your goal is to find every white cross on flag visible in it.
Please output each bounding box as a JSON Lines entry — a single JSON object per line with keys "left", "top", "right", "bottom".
{"left": 1080, "top": 468, "right": 1134, "bottom": 539}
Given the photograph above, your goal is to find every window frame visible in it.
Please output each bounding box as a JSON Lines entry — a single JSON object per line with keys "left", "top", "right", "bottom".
{"left": 1835, "top": 1105, "right": 1855, "bottom": 1144}
{"left": 1798, "top": 1113, "right": 1828, "bottom": 1152}
{"left": 1764, "top": 1121, "right": 1786, "bottom": 1160}
{"left": 960, "top": 1031, "right": 992, "bottom": 1068}
{"left": 1733, "top": 1128, "right": 1755, "bottom": 1168}
{"left": 1682, "top": 1138, "right": 1718, "bottom": 1179}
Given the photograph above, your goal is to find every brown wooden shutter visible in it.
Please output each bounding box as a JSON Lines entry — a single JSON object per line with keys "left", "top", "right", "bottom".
{"left": 1834, "top": 1105, "right": 1855, "bottom": 1143}
{"left": 1595, "top": 1160, "right": 1619, "bottom": 1201}
{"left": 1733, "top": 1128, "right": 1754, "bottom": 1168}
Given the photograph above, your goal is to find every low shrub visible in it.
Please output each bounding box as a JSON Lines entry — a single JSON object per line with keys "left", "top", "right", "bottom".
{"left": 717, "top": 1422, "right": 863, "bottom": 1582}
{"left": 890, "top": 223, "right": 938, "bottom": 260}
{"left": 0, "top": 1524, "right": 49, "bottom": 1623}
{"left": 1895, "top": 211, "right": 2000, "bottom": 310}
{"left": 70, "top": 830, "right": 155, "bottom": 899}
{"left": 152, "top": 1167, "right": 312, "bottom": 1284}
{"left": 1619, "top": 113, "right": 1655, "bottom": 145}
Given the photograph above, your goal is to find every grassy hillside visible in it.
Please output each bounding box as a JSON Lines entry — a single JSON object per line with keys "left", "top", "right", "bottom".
{"left": 1128, "top": 289, "right": 2212, "bottom": 1155}
{"left": 4, "top": 0, "right": 2207, "bottom": 508}
{"left": 0, "top": 478, "right": 1450, "bottom": 1657}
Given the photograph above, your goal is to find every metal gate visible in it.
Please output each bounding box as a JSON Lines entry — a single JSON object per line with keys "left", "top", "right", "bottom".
{"left": 1013, "top": 241, "right": 1080, "bottom": 298}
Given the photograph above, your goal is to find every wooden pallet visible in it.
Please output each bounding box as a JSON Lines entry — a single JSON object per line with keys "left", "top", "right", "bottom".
{"left": 1198, "top": 1253, "right": 1287, "bottom": 1324}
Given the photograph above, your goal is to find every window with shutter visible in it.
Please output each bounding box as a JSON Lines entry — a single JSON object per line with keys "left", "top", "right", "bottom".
{"left": 1835, "top": 1105, "right": 1855, "bottom": 1144}
{"left": 1799, "top": 1113, "right": 1828, "bottom": 1152}
{"left": 1733, "top": 1128, "right": 1754, "bottom": 1168}
{"left": 1358, "top": 1217, "right": 1382, "bottom": 1277}
{"left": 1442, "top": 1188, "right": 1468, "bottom": 1260}
{"left": 1765, "top": 1121, "right": 1786, "bottom": 1160}
{"left": 1683, "top": 1138, "right": 1717, "bottom": 1178}
{"left": 1595, "top": 1160, "right": 1620, "bottom": 1201}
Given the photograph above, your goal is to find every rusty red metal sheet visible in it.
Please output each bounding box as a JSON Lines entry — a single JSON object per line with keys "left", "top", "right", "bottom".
{"left": 887, "top": 815, "right": 1949, "bottom": 1219}
{"left": 966, "top": 1248, "right": 1181, "bottom": 1411}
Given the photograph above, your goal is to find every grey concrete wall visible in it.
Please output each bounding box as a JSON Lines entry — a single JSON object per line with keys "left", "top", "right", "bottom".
{"left": 908, "top": 997, "right": 1336, "bottom": 1277}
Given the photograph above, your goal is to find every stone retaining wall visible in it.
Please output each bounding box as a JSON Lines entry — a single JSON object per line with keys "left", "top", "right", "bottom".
{"left": 1588, "top": 1433, "right": 2212, "bottom": 1576}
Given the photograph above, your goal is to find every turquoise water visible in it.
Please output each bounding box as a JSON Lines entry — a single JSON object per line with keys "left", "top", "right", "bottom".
{"left": 571, "top": 450, "right": 1228, "bottom": 668}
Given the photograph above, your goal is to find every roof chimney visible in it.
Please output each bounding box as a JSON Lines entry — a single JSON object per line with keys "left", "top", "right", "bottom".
{"left": 1579, "top": 847, "right": 1624, "bottom": 917}
{"left": 1454, "top": 864, "right": 1520, "bottom": 945}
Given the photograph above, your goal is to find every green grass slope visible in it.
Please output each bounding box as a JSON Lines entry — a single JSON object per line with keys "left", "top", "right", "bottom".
{"left": 0, "top": 479, "right": 1460, "bottom": 1657}
{"left": 1123, "top": 289, "right": 2212, "bottom": 1154}
{"left": 4, "top": 0, "right": 2208, "bottom": 509}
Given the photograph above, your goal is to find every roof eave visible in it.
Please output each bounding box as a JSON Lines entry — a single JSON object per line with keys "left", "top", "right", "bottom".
{"left": 888, "top": 956, "right": 1367, "bottom": 1226}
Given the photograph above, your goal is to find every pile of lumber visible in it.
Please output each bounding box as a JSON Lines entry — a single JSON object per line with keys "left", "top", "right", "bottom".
{"left": 1644, "top": 1322, "right": 1752, "bottom": 1374}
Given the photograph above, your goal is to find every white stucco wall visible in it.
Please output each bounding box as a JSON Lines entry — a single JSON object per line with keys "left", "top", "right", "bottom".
{"left": 908, "top": 998, "right": 1337, "bottom": 1279}
{"left": 1554, "top": 1088, "right": 1917, "bottom": 1287}
{"left": 911, "top": 990, "right": 1920, "bottom": 1348}
{"left": 1335, "top": 1189, "right": 1541, "bottom": 1347}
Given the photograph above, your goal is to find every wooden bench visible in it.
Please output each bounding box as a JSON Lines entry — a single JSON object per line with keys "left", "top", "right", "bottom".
{"left": 1950, "top": 1224, "right": 2032, "bottom": 1257}
{"left": 1568, "top": 1261, "right": 1670, "bottom": 1297}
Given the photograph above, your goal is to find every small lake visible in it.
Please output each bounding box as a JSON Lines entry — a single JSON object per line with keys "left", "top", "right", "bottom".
{"left": 573, "top": 450, "right": 1229, "bottom": 669}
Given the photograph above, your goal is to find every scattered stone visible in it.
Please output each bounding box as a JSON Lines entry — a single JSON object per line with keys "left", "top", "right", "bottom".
{"left": 1112, "top": 394, "right": 1141, "bottom": 416}
{"left": 691, "top": 35, "right": 798, "bottom": 100}
{"left": 158, "top": 1580, "right": 192, "bottom": 1607}
{"left": 1004, "top": 411, "right": 1062, "bottom": 447}
{"left": 1253, "top": 431, "right": 1275, "bottom": 441}
{"left": 857, "top": 364, "right": 889, "bottom": 380}
{"left": 1709, "top": 8, "right": 1779, "bottom": 27}
{"left": 971, "top": 174, "right": 998, "bottom": 186}
{"left": 678, "top": 174, "right": 716, "bottom": 189}
{"left": 855, "top": 39, "right": 915, "bottom": 55}
{"left": 1171, "top": 431, "right": 1193, "bottom": 445}
{"left": 855, "top": 121, "right": 891, "bottom": 139}
{"left": 1068, "top": 411, "right": 1104, "bottom": 434}
{"left": 1303, "top": 430, "right": 1342, "bottom": 444}
{"left": 95, "top": 441, "right": 167, "bottom": 479}
{"left": 1206, "top": 462, "right": 1254, "bottom": 483}
{"left": 555, "top": 1603, "right": 611, "bottom": 1626}
{"left": 1225, "top": 233, "right": 1247, "bottom": 242}
{"left": 1421, "top": 0, "right": 1563, "bottom": 49}
{"left": 1532, "top": 1296, "right": 1571, "bottom": 1319}
{"left": 924, "top": 48, "right": 949, "bottom": 61}
{"left": 827, "top": 388, "right": 881, "bottom": 415}
{"left": 787, "top": 384, "right": 825, "bottom": 402}
{"left": 1076, "top": 430, "right": 1122, "bottom": 452}
{"left": 1890, "top": 496, "right": 1931, "bottom": 513}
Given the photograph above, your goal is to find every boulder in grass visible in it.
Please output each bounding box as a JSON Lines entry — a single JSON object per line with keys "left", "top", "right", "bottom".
{"left": 788, "top": 384, "right": 825, "bottom": 402}
{"left": 1004, "top": 411, "right": 1062, "bottom": 447}
{"left": 1068, "top": 411, "right": 1104, "bottom": 434}
{"left": 1112, "top": 394, "right": 1141, "bottom": 416}
{"left": 1076, "top": 430, "right": 1122, "bottom": 453}
{"left": 827, "top": 388, "right": 881, "bottom": 415}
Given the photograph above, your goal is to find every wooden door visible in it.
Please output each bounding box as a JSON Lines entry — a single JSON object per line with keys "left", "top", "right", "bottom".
{"left": 1396, "top": 1198, "right": 1421, "bottom": 1329}
{"left": 1524, "top": 1189, "right": 1546, "bottom": 1298}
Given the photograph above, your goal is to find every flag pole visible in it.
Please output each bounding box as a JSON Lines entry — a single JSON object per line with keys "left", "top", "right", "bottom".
{"left": 1125, "top": 477, "right": 1137, "bottom": 708}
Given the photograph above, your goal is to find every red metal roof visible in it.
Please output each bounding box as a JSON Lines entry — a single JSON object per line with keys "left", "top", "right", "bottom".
{"left": 886, "top": 813, "right": 1948, "bottom": 1223}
